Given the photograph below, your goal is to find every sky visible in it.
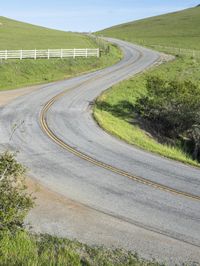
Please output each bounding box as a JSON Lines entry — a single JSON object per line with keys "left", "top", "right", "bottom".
{"left": 0, "top": 0, "right": 199, "bottom": 32}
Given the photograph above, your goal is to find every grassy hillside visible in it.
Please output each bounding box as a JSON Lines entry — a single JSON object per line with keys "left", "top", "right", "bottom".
{"left": 98, "top": 6, "right": 200, "bottom": 50}
{"left": 94, "top": 6, "right": 200, "bottom": 167}
{"left": 0, "top": 16, "right": 95, "bottom": 49}
{"left": 0, "top": 49, "right": 121, "bottom": 91}
{"left": 0, "top": 17, "right": 121, "bottom": 91}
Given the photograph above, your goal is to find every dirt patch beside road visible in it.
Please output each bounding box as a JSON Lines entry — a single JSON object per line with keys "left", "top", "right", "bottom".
{"left": 0, "top": 85, "right": 42, "bottom": 107}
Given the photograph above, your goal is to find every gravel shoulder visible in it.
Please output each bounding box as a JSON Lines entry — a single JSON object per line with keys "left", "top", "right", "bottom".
{"left": 26, "top": 177, "right": 200, "bottom": 266}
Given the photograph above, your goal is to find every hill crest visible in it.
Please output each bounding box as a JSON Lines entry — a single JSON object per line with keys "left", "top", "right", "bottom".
{"left": 98, "top": 7, "right": 200, "bottom": 50}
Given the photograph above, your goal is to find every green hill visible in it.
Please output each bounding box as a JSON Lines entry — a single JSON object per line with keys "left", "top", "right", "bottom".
{"left": 0, "top": 16, "right": 95, "bottom": 50}
{"left": 94, "top": 6, "right": 200, "bottom": 167}
{"left": 0, "top": 17, "right": 121, "bottom": 91}
{"left": 98, "top": 6, "right": 200, "bottom": 50}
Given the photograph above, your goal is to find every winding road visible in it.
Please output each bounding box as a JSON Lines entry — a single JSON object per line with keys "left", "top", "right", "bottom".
{"left": 0, "top": 39, "right": 200, "bottom": 264}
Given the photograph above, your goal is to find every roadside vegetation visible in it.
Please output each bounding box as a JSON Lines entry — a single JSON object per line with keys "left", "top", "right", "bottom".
{"left": 94, "top": 56, "right": 200, "bottom": 167}
{"left": 0, "top": 151, "right": 161, "bottom": 265}
{"left": 0, "top": 17, "right": 121, "bottom": 91}
{"left": 94, "top": 6, "right": 200, "bottom": 167}
{"left": 0, "top": 45, "right": 121, "bottom": 91}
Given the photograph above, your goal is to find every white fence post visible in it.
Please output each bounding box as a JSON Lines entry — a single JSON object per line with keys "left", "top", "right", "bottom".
{"left": 34, "top": 49, "right": 37, "bottom": 60}
{"left": 61, "top": 49, "right": 63, "bottom": 59}
{"left": 48, "top": 49, "right": 50, "bottom": 59}
{"left": 20, "top": 50, "right": 23, "bottom": 60}
{"left": 73, "top": 48, "right": 76, "bottom": 59}
{"left": 5, "top": 50, "right": 7, "bottom": 60}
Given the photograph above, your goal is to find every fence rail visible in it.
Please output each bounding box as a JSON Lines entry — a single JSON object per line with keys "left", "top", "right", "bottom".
{"left": 0, "top": 48, "right": 100, "bottom": 60}
{"left": 149, "top": 45, "right": 200, "bottom": 58}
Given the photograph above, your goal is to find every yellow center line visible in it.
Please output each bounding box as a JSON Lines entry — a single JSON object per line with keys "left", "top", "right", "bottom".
{"left": 39, "top": 46, "right": 200, "bottom": 202}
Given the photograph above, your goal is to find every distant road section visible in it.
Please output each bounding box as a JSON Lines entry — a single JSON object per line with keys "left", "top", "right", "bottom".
{"left": 0, "top": 39, "right": 200, "bottom": 264}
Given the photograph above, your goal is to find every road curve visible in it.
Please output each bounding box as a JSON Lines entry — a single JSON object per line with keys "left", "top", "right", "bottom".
{"left": 0, "top": 39, "right": 200, "bottom": 264}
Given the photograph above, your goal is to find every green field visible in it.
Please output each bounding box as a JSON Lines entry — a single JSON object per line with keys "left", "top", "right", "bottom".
{"left": 0, "top": 17, "right": 121, "bottom": 91}
{"left": 0, "top": 46, "right": 121, "bottom": 91}
{"left": 98, "top": 6, "right": 200, "bottom": 50}
{"left": 0, "top": 16, "right": 96, "bottom": 50}
{"left": 94, "top": 6, "right": 200, "bottom": 167}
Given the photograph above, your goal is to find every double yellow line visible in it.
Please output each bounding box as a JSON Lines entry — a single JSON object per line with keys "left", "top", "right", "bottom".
{"left": 39, "top": 47, "right": 200, "bottom": 202}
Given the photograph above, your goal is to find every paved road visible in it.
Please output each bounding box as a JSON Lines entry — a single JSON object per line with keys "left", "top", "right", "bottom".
{"left": 0, "top": 39, "right": 200, "bottom": 264}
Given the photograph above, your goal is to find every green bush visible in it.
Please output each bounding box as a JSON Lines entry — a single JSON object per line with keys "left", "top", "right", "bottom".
{"left": 136, "top": 76, "right": 200, "bottom": 160}
{"left": 0, "top": 152, "right": 34, "bottom": 232}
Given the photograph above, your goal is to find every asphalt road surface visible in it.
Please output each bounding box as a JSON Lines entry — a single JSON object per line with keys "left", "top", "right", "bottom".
{"left": 0, "top": 39, "right": 200, "bottom": 265}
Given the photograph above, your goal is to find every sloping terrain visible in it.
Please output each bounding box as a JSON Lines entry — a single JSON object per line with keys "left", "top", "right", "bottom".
{"left": 0, "top": 17, "right": 121, "bottom": 90}
{"left": 98, "top": 6, "right": 200, "bottom": 49}
{"left": 0, "top": 16, "right": 95, "bottom": 49}
{"left": 95, "top": 6, "right": 200, "bottom": 165}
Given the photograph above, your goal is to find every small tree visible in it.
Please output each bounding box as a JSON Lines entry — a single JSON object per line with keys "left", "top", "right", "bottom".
{"left": 0, "top": 152, "right": 34, "bottom": 232}
{"left": 135, "top": 76, "right": 200, "bottom": 160}
{"left": 136, "top": 76, "right": 200, "bottom": 137}
{"left": 187, "top": 125, "right": 200, "bottom": 160}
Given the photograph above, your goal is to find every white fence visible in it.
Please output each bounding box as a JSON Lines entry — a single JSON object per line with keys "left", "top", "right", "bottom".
{"left": 0, "top": 48, "right": 100, "bottom": 60}
{"left": 150, "top": 45, "right": 200, "bottom": 58}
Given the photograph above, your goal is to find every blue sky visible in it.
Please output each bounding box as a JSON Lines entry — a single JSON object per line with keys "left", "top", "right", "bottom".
{"left": 1, "top": 0, "right": 199, "bottom": 32}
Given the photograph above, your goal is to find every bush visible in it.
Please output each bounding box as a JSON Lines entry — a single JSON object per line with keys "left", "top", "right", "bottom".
{"left": 0, "top": 152, "right": 34, "bottom": 232}
{"left": 136, "top": 76, "right": 200, "bottom": 160}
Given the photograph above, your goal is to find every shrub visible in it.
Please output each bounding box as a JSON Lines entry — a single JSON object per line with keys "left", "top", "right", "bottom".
{"left": 0, "top": 152, "right": 34, "bottom": 232}
{"left": 136, "top": 76, "right": 200, "bottom": 160}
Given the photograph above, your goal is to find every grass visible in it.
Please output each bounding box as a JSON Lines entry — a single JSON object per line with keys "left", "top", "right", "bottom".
{"left": 0, "top": 17, "right": 122, "bottom": 91}
{"left": 94, "top": 6, "right": 200, "bottom": 167}
{"left": 94, "top": 56, "right": 200, "bottom": 167}
{"left": 98, "top": 6, "right": 200, "bottom": 50}
{"left": 0, "top": 45, "right": 121, "bottom": 91}
{"left": 0, "top": 17, "right": 97, "bottom": 50}
{"left": 0, "top": 230, "right": 161, "bottom": 266}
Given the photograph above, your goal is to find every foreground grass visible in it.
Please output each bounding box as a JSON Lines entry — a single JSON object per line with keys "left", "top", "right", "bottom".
{"left": 98, "top": 6, "right": 200, "bottom": 50}
{"left": 94, "top": 56, "right": 200, "bottom": 167}
{"left": 0, "top": 230, "right": 161, "bottom": 266}
{"left": 0, "top": 152, "right": 161, "bottom": 266}
{"left": 0, "top": 44, "right": 121, "bottom": 91}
